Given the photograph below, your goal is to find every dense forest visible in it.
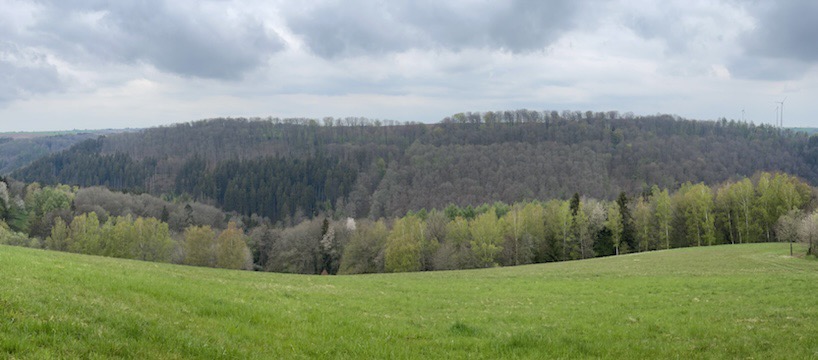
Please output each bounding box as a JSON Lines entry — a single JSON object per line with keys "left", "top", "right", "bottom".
{"left": 12, "top": 111, "right": 818, "bottom": 226}
{"left": 2, "top": 172, "right": 816, "bottom": 274}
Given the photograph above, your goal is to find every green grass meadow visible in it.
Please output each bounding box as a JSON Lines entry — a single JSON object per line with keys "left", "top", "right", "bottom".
{"left": 1, "top": 243, "right": 817, "bottom": 359}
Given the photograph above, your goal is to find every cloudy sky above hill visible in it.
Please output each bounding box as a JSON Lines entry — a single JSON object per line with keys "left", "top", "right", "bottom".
{"left": 1, "top": 0, "right": 816, "bottom": 131}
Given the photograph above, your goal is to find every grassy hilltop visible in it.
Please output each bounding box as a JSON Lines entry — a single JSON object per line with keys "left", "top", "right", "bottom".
{"left": 1, "top": 243, "right": 817, "bottom": 359}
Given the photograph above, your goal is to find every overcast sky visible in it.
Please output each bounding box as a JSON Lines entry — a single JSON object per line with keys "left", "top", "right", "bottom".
{"left": 1, "top": 0, "right": 816, "bottom": 131}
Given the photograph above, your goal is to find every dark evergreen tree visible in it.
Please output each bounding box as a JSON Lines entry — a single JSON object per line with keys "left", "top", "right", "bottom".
{"left": 616, "top": 192, "right": 636, "bottom": 251}
{"left": 570, "top": 193, "right": 581, "bottom": 217}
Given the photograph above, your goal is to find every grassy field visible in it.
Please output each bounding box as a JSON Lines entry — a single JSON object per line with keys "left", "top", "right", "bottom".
{"left": 1, "top": 243, "right": 817, "bottom": 359}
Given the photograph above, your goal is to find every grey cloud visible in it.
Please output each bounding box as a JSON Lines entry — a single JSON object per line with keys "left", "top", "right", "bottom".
{"left": 31, "top": 0, "right": 283, "bottom": 80}
{"left": 628, "top": 12, "right": 690, "bottom": 53}
{"left": 624, "top": 2, "right": 739, "bottom": 55}
{"left": 287, "top": 0, "right": 579, "bottom": 58}
{"left": 0, "top": 42, "right": 65, "bottom": 104}
{"left": 728, "top": 57, "right": 811, "bottom": 81}
{"left": 742, "top": 1, "right": 818, "bottom": 63}
{"left": 733, "top": 1, "right": 818, "bottom": 80}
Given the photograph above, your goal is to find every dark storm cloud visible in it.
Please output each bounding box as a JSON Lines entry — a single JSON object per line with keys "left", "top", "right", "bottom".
{"left": 31, "top": 0, "right": 284, "bottom": 80}
{"left": 743, "top": 1, "right": 818, "bottom": 62}
{"left": 287, "top": 0, "right": 579, "bottom": 58}
{"left": 732, "top": 1, "right": 818, "bottom": 80}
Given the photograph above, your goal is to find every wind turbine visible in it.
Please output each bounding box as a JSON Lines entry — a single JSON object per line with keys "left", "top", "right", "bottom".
{"left": 776, "top": 97, "right": 787, "bottom": 128}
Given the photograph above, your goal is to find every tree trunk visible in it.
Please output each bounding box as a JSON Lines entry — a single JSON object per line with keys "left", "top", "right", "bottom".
{"left": 704, "top": 209, "right": 711, "bottom": 246}
{"left": 562, "top": 220, "right": 567, "bottom": 261}
{"left": 742, "top": 203, "right": 749, "bottom": 244}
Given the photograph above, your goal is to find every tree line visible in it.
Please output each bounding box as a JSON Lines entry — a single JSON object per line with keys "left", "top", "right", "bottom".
{"left": 0, "top": 178, "right": 251, "bottom": 269}
{"left": 2, "top": 171, "right": 815, "bottom": 274}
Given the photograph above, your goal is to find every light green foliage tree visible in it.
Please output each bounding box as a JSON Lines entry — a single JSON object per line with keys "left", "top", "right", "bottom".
{"left": 755, "top": 173, "right": 774, "bottom": 241}
{"left": 339, "top": 220, "right": 388, "bottom": 274}
{"left": 49, "top": 213, "right": 176, "bottom": 262}
{"left": 756, "top": 173, "right": 812, "bottom": 242}
{"left": 514, "top": 202, "right": 547, "bottom": 262}
{"left": 535, "top": 199, "right": 571, "bottom": 262}
{"left": 650, "top": 186, "right": 672, "bottom": 249}
{"left": 134, "top": 217, "right": 174, "bottom": 263}
{"left": 100, "top": 215, "right": 132, "bottom": 258}
{"left": 582, "top": 198, "right": 606, "bottom": 257}
{"left": 674, "top": 183, "right": 716, "bottom": 246}
{"left": 520, "top": 202, "right": 545, "bottom": 246}
{"left": 715, "top": 184, "right": 736, "bottom": 244}
{"left": 570, "top": 200, "right": 591, "bottom": 259}
{"left": 0, "top": 220, "right": 33, "bottom": 247}
{"left": 542, "top": 200, "right": 571, "bottom": 261}
{"left": 385, "top": 216, "right": 425, "bottom": 272}
{"left": 606, "top": 203, "right": 623, "bottom": 255}
{"left": 728, "top": 178, "right": 757, "bottom": 243}
{"left": 2, "top": 186, "right": 29, "bottom": 233}
{"left": 469, "top": 211, "right": 504, "bottom": 267}
{"left": 0, "top": 181, "right": 9, "bottom": 217}
{"left": 692, "top": 183, "right": 716, "bottom": 246}
{"left": 69, "top": 212, "right": 103, "bottom": 255}
{"left": 46, "top": 217, "right": 71, "bottom": 251}
{"left": 434, "top": 216, "right": 474, "bottom": 270}
{"left": 24, "top": 184, "right": 73, "bottom": 238}
{"left": 184, "top": 225, "right": 217, "bottom": 267}
{"left": 633, "top": 197, "right": 653, "bottom": 251}
{"left": 26, "top": 185, "right": 73, "bottom": 218}
{"left": 501, "top": 203, "right": 534, "bottom": 265}
{"left": 216, "top": 222, "right": 252, "bottom": 270}
{"left": 425, "top": 209, "right": 449, "bottom": 244}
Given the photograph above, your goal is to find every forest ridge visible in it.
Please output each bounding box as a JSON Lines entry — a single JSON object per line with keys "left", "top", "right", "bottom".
{"left": 12, "top": 110, "right": 818, "bottom": 224}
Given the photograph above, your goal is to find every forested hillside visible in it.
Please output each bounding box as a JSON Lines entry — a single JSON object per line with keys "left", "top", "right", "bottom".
{"left": 13, "top": 111, "right": 818, "bottom": 224}
{"left": 0, "top": 133, "right": 101, "bottom": 175}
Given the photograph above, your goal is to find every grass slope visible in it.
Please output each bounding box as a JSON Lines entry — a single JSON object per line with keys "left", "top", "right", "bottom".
{"left": 2, "top": 243, "right": 817, "bottom": 359}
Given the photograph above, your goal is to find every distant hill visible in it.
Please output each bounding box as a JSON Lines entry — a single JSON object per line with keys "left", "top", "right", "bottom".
{"left": 0, "top": 130, "right": 131, "bottom": 175}
{"left": 12, "top": 112, "right": 818, "bottom": 222}
{"left": 790, "top": 127, "right": 818, "bottom": 135}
